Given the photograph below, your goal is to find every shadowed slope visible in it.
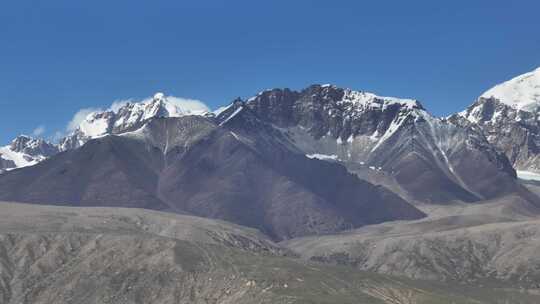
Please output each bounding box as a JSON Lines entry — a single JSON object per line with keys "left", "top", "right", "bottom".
{"left": 0, "top": 115, "right": 424, "bottom": 240}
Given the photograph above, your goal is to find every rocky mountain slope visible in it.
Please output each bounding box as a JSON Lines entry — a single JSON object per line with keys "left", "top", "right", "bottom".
{"left": 1, "top": 93, "right": 197, "bottom": 173}
{"left": 1, "top": 85, "right": 533, "bottom": 234}
{"left": 3, "top": 82, "right": 540, "bottom": 302}
{"left": 0, "top": 114, "right": 424, "bottom": 240}
{"left": 0, "top": 135, "right": 59, "bottom": 173}
{"left": 242, "top": 85, "right": 518, "bottom": 203}
{"left": 1, "top": 202, "right": 538, "bottom": 304}
{"left": 457, "top": 67, "right": 540, "bottom": 173}
{"left": 2, "top": 87, "right": 522, "bottom": 206}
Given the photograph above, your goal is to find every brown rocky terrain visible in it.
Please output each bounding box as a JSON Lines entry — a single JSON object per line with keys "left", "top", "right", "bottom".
{"left": 1, "top": 201, "right": 539, "bottom": 304}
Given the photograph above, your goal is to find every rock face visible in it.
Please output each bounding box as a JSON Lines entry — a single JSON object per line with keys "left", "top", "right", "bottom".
{"left": 457, "top": 97, "right": 540, "bottom": 171}
{"left": 457, "top": 68, "right": 540, "bottom": 172}
{"left": 244, "top": 85, "right": 517, "bottom": 203}
{"left": 0, "top": 158, "right": 15, "bottom": 172}
{"left": 0, "top": 135, "right": 59, "bottom": 172}
{"left": 0, "top": 114, "right": 425, "bottom": 241}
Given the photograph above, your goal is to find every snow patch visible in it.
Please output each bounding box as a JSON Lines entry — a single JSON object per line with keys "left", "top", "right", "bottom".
{"left": 341, "top": 89, "right": 420, "bottom": 110}
{"left": 481, "top": 67, "right": 540, "bottom": 112}
{"left": 517, "top": 170, "right": 540, "bottom": 181}
{"left": 0, "top": 146, "right": 40, "bottom": 168}
{"left": 80, "top": 115, "right": 109, "bottom": 137}
{"left": 213, "top": 103, "right": 233, "bottom": 116}
{"left": 370, "top": 113, "right": 409, "bottom": 152}
{"left": 306, "top": 154, "right": 339, "bottom": 161}
{"left": 153, "top": 92, "right": 165, "bottom": 101}
{"left": 219, "top": 106, "right": 243, "bottom": 126}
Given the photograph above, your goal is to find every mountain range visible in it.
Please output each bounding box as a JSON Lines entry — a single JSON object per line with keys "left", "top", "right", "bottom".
{"left": 2, "top": 67, "right": 540, "bottom": 303}
{"left": 4, "top": 67, "right": 539, "bottom": 179}
{"left": 0, "top": 79, "right": 525, "bottom": 197}
{"left": 0, "top": 96, "right": 425, "bottom": 240}
{"left": 2, "top": 69, "right": 540, "bottom": 233}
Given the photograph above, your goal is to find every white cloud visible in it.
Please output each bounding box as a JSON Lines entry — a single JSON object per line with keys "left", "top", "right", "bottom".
{"left": 67, "top": 108, "right": 101, "bottom": 132}
{"left": 107, "top": 95, "right": 209, "bottom": 114}
{"left": 106, "top": 95, "right": 210, "bottom": 115}
{"left": 165, "top": 96, "right": 210, "bottom": 114}
{"left": 51, "top": 131, "right": 66, "bottom": 142}
{"left": 32, "top": 125, "right": 46, "bottom": 137}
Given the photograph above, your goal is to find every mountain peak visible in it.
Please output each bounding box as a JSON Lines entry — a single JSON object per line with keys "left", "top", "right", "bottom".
{"left": 246, "top": 84, "right": 424, "bottom": 113}
{"left": 304, "top": 84, "right": 425, "bottom": 112}
{"left": 10, "top": 135, "right": 40, "bottom": 151}
{"left": 58, "top": 92, "right": 211, "bottom": 151}
{"left": 0, "top": 134, "right": 58, "bottom": 171}
{"left": 456, "top": 67, "right": 540, "bottom": 172}
{"left": 153, "top": 92, "right": 165, "bottom": 102}
{"left": 10, "top": 134, "right": 33, "bottom": 145}
{"left": 341, "top": 88, "right": 423, "bottom": 111}
{"left": 480, "top": 67, "right": 540, "bottom": 112}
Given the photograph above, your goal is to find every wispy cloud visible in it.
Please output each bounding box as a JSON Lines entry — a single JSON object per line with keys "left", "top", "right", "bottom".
{"left": 51, "top": 131, "right": 66, "bottom": 142}
{"left": 109, "top": 99, "right": 131, "bottom": 112}
{"left": 108, "top": 96, "right": 210, "bottom": 114}
{"left": 165, "top": 96, "right": 210, "bottom": 113}
{"left": 32, "top": 125, "right": 46, "bottom": 137}
{"left": 67, "top": 108, "right": 101, "bottom": 132}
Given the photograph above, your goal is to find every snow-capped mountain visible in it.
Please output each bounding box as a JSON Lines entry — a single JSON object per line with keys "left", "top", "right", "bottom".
{"left": 242, "top": 85, "right": 517, "bottom": 203}
{"left": 1, "top": 92, "right": 211, "bottom": 172}
{"left": 59, "top": 92, "right": 210, "bottom": 150}
{"left": 0, "top": 113, "right": 425, "bottom": 240}
{"left": 481, "top": 67, "right": 540, "bottom": 112}
{"left": 0, "top": 86, "right": 520, "bottom": 205}
{"left": 0, "top": 135, "right": 59, "bottom": 172}
{"left": 457, "top": 67, "right": 540, "bottom": 172}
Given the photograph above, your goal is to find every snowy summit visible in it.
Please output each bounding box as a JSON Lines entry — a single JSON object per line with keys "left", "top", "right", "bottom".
{"left": 59, "top": 92, "right": 210, "bottom": 150}
{"left": 481, "top": 67, "right": 540, "bottom": 112}
{"left": 153, "top": 92, "right": 165, "bottom": 101}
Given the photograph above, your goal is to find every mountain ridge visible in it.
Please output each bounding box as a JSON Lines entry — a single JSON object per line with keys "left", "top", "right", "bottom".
{"left": 457, "top": 67, "right": 540, "bottom": 173}
{"left": 1, "top": 84, "right": 523, "bottom": 206}
{"left": 241, "top": 84, "right": 518, "bottom": 203}
{"left": 0, "top": 114, "right": 425, "bottom": 240}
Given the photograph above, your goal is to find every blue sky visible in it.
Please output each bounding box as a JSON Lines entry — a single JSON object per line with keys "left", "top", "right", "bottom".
{"left": 1, "top": 0, "right": 539, "bottom": 144}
